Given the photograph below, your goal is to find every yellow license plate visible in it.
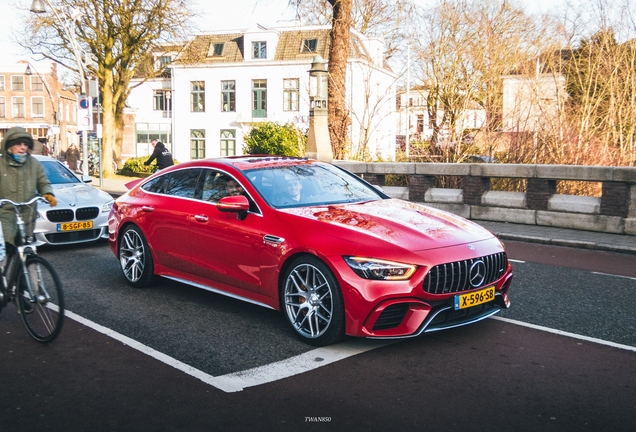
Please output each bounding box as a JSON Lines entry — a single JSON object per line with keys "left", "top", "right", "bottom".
{"left": 57, "top": 221, "right": 93, "bottom": 232}
{"left": 454, "top": 286, "right": 495, "bottom": 310}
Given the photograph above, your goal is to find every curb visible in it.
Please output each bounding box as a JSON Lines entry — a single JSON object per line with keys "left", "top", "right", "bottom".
{"left": 494, "top": 233, "right": 636, "bottom": 256}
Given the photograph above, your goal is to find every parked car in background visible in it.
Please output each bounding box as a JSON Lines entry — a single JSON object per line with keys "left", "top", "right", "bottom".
{"left": 32, "top": 155, "right": 113, "bottom": 246}
{"left": 109, "top": 156, "right": 513, "bottom": 346}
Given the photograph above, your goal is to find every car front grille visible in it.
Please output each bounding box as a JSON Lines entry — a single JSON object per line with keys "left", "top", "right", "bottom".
{"left": 46, "top": 209, "right": 74, "bottom": 222}
{"left": 44, "top": 229, "right": 102, "bottom": 244}
{"left": 423, "top": 252, "right": 508, "bottom": 294}
{"left": 45, "top": 207, "right": 99, "bottom": 222}
{"left": 373, "top": 303, "right": 409, "bottom": 331}
{"left": 76, "top": 207, "right": 99, "bottom": 221}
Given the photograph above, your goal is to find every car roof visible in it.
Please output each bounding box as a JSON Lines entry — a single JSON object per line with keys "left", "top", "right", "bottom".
{"left": 174, "top": 156, "right": 321, "bottom": 172}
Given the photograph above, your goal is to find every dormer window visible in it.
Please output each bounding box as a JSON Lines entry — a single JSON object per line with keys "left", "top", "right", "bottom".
{"left": 301, "top": 39, "right": 318, "bottom": 53}
{"left": 252, "top": 41, "right": 267, "bottom": 59}
{"left": 208, "top": 43, "right": 224, "bottom": 57}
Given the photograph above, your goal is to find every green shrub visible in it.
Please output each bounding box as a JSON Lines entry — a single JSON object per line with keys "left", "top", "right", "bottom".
{"left": 243, "top": 122, "right": 306, "bottom": 157}
{"left": 121, "top": 156, "right": 178, "bottom": 175}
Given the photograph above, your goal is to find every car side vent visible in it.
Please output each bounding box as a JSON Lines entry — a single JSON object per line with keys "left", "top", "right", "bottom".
{"left": 373, "top": 303, "right": 409, "bottom": 331}
{"left": 423, "top": 252, "right": 508, "bottom": 295}
{"left": 46, "top": 209, "right": 74, "bottom": 223}
{"left": 76, "top": 207, "right": 99, "bottom": 221}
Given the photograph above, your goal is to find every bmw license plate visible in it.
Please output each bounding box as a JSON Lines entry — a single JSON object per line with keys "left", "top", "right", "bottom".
{"left": 454, "top": 286, "right": 495, "bottom": 310}
{"left": 58, "top": 221, "right": 93, "bottom": 232}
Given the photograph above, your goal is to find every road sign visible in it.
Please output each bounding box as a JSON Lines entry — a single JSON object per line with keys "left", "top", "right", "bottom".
{"left": 77, "top": 94, "right": 92, "bottom": 131}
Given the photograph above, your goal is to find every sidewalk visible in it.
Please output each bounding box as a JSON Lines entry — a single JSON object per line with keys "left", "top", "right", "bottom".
{"left": 94, "top": 174, "right": 636, "bottom": 256}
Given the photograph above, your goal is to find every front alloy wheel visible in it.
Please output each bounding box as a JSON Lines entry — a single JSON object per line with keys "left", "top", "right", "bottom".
{"left": 283, "top": 256, "right": 345, "bottom": 346}
{"left": 119, "top": 225, "right": 154, "bottom": 287}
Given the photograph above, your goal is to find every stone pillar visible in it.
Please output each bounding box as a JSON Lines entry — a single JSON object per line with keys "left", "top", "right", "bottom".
{"left": 463, "top": 177, "right": 490, "bottom": 205}
{"left": 526, "top": 178, "right": 556, "bottom": 210}
{"left": 363, "top": 174, "right": 386, "bottom": 186}
{"left": 409, "top": 175, "right": 434, "bottom": 203}
{"left": 601, "top": 182, "right": 629, "bottom": 217}
{"left": 305, "top": 56, "right": 333, "bottom": 163}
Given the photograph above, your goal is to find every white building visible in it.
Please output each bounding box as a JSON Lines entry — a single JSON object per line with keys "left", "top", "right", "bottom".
{"left": 126, "top": 24, "right": 397, "bottom": 162}
{"left": 395, "top": 86, "right": 486, "bottom": 144}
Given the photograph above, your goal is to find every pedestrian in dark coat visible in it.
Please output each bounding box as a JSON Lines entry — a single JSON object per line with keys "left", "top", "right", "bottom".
{"left": 144, "top": 140, "right": 174, "bottom": 170}
{"left": 65, "top": 143, "right": 80, "bottom": 172}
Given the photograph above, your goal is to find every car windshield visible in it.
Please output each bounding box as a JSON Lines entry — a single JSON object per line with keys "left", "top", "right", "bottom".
{"left": 244, "top": 163, "right": 384, "bottom": 208}
{"left": 40, "top": 160, "right": 81, "bottom": 184}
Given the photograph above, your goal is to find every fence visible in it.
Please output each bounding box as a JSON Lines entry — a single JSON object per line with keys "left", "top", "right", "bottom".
{"left": 333, "top": 162, "right": 636, "bottom": 236}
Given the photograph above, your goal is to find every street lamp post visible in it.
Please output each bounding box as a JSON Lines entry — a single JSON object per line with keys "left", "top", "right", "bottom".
{"left": 30, "top": 0, "right": 89, "bottom": 176}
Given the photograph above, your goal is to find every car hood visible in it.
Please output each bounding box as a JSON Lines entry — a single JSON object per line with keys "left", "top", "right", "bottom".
{"left": 49, "top": 182, "right": 113, "bottom": 206}
{"left": 278, "top": 199, "right": 495, "bottom": 251}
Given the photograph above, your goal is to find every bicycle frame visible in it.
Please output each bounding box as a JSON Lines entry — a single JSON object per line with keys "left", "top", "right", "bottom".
{"left": 0, "top": 197, "right": 49, "bottom": 307}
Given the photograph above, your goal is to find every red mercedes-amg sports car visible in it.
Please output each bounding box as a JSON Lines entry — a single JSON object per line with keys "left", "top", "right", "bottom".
{"left": 109, "top": 156, "right": 513, "bottom": 346}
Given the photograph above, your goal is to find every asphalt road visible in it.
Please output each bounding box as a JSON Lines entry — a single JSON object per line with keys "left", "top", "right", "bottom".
{"left": 1, "top": 240, "right": 635, "bottom": 431}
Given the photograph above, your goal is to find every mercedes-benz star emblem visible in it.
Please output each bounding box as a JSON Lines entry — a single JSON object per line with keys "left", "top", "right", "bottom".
{"left": 469, "top": 260, "right": 486, "bottom": 287}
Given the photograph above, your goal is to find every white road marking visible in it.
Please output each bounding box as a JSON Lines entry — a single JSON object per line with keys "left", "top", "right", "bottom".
{"left": 492, "top": 316, "right": 636, "bottom": 352}
{"left": 591, "top": 272, "right": 636, "bottom": 281}
{"left": 64, "top": 309, "right": 394, "bottom": 393}
{"left": 64, "top": 309, "right": 636, "bottom": 394}
{"left": 508, "top": 259, "right": 526, "bottom": 263}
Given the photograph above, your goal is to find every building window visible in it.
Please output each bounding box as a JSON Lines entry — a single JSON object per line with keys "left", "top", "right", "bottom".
{"left": 31, "top": 76, "right": 44, "bottom": 91}
{"left": 252, "top": 79, "right": 267, "bottom": 118}
{"left": 220, "top": 130, "right": 236, "bottom": 156}
{"left": 283, "top": 79, "right": 299, "bottom": 111}
{"left": 417, "top": 115, "right": 424, "bottom": 133}
{"left": 158, "top": 56, "right": 172, "bottom": 67}
{"left": 136, "top": 123, "right": 172, "bottom": 157}
{"left": 12, "top": 97, "right": 25, "bottom": 118}
{"left": 209, "top": 43, "right": 224, "bottom": 57}
{"left": 301, "top": 39, "right": 318, "bottom": 53}
{"left": 252, "top": 41, "right": 266, "bottom": 59}
{"left": 32, "top": 96, "right": 45, "bottom": 118}
{"left": 221, "top": 80, "right": 235, "bottom": 112}
{"left": 0, "top": 76, "right": 4, "bottom": 91}
{"left": 153, "top": 90, "right": 172, "bottom": 111}
{"left": 0, "top": 97, "right": 5, "bottom": 118}
{"left": 190, "top": 129, "right": 205, "bottom": 160}
{"left": 191, "top": 81, "right": 205, "bottom": 112}
{"left": 12, "top": 76, "right": 24, "bottom": 91}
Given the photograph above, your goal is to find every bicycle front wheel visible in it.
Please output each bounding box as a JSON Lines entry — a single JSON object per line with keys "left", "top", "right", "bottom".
{"left": 17, "top": 255, "right": 64, "bottom": 343}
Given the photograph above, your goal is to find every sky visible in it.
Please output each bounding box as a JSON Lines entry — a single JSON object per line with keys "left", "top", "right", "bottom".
{"left": 0, "top": 0, "right": 561, "bottom": 66}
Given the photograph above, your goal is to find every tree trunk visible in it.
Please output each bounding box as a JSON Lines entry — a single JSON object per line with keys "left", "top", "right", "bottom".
{"left": 327, "top": 0, "right": 353, "bottom": 159}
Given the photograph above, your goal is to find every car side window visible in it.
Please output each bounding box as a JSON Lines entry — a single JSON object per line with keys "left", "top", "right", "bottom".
{"left": 141, "top": 175, "right": 165, "bottom": 193}
{"left": 162, "top": 169, "right": 202, "bottom": 198}
{"left": 200, "top": 169, "right": 229, "bottom": 203}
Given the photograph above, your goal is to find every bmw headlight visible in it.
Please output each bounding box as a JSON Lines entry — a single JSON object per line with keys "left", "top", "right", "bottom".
{"left": 343, "top": 256, "right": 417, "bottom": 280}
{"left": 102, "top": 200, "right": 114, "bottom": 213}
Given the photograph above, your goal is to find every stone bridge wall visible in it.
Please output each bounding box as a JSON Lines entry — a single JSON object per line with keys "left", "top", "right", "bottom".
{"left": 333, "top": 162, "right": 636, "bottom": 236}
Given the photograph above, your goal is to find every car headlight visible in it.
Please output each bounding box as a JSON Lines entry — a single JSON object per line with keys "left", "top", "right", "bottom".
{"left": 343, "top": 256, "right": 417, "bottom": 280}
{"left": 102, "top": 200, "right": 114, "bottom": 213}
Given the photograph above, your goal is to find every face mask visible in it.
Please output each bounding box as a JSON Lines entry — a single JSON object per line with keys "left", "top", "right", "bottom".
{"left": 9, "top": 153, "right": 28, "bottom": 163}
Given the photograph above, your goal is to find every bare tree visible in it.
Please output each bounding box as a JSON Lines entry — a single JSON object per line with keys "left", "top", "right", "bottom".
{"left": 295, "top": 0, "right": 416, "bottom": 60}
{"left": 21, "top": 0, "right": 193, "bottom": 177}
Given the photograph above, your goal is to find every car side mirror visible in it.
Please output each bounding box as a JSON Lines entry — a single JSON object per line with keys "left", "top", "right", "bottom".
{"left": 81, "top": 175, "right": 93, "bottom": 183}
{"left": 217, "top": 195, "right": 249, "bottom": 220}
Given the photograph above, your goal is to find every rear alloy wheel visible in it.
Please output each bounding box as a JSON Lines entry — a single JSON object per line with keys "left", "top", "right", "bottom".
{"left": 282, "top": 256, "right": 345, "bottom": 346}
{"left": 119, "top": 225, "right": 155, "bottom": 287}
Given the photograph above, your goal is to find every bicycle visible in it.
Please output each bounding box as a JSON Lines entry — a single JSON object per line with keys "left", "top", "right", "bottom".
{"left": 0, "top": 196, "right": 64, "bottom": 343}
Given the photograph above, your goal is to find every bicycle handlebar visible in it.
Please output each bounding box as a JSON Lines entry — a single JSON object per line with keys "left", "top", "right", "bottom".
{"left": 0, "top": 196, "right": 48, "bottom": 208}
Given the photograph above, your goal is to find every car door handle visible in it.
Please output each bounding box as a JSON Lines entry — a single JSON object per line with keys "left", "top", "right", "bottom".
{"left": 194, "top": 214, "right": 208, "bottom": 222}
{"left": 142, "top": 206, "right": 154, "bottom": 212}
